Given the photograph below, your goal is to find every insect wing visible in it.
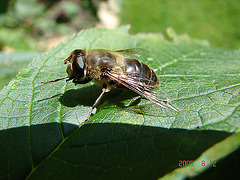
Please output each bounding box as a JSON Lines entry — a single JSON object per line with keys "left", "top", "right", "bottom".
{"left": 115, "top": 48, "right": 148, "bottom": 59}
{"left": 105, "top": 71, "right": 178, "bottom": 113}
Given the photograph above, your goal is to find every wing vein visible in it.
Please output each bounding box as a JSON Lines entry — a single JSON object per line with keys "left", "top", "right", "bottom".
{"left": 105, "top": 71, "right": 178, "bottom": 112}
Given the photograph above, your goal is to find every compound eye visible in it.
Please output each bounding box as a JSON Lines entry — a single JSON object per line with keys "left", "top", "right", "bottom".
{"left": 75, "top": 50, "right": 85, "bottom": 69}
{"left": 76, "top": 55, "right": 84, "bottom": 69}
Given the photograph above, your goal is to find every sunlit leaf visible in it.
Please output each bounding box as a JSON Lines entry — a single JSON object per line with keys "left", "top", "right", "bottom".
{"left": 0, "top": 26, "right": 239, "bottom": 179}
{"left": 0, "top": 51, "right": 41, "bottom": 90}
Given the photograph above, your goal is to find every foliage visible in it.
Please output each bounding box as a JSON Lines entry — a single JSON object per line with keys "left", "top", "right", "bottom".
{"left": 119, "top": 0, "right": 240, "bottom": 49}
{"left": 0, "top": 0, "right": 98, "bottom": 51}
{"left": 0, "top": 51, "right": 41, "bottom": 89}
{"left": 0, "top": 26, "right": 239, "bottom": 179}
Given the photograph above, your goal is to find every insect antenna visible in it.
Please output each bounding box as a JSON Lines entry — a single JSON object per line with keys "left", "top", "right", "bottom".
{"left": 41, "top": 76, "right": 69, "bottom": 84}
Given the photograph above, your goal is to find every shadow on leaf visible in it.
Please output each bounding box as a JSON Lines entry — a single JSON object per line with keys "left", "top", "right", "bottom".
{"left": 58, "top": 84, "right": 177, "bottom": 119}
{"left": 59, "top": 84, "right": 139, "bottom": 108}
{"left": 0, "top": 122, "right": 231, "bottom": 179}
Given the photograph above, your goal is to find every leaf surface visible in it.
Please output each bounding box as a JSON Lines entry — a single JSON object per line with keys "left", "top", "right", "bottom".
{"left": 0, "top": 27, "right": 239, "bottom": 179}
{"left": 0, "top": 51, "right": 41, "bottom": 90}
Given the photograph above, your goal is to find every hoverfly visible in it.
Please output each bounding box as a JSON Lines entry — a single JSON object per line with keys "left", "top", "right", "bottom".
{"left": 42, "top": 49, "right": 178, "bottom": 124}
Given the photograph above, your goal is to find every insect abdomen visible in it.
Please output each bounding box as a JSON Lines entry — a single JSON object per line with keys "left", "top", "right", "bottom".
{"left": 122, "top": 58, "right": 159, "bottom": 87}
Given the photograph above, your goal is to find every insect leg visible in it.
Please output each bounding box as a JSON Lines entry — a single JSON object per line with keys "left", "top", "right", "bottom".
{"left": 41, "top": 76, "right": 69, "bottom": 84}
{"left": 83, "top": 87, "right": 108, "bottom": 124}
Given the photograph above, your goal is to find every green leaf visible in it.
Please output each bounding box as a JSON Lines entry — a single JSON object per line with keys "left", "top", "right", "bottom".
{"left": 0, "top": 28, "right": 38, "bottom": 50}
{"left": 119, "top": 0, "right": 240, "bottom": 49}
{"left": 0, "top": 26, "right": 239, "bottom": 179}
{"left": 0, "top": 51, "right": 41, "bottom": 90}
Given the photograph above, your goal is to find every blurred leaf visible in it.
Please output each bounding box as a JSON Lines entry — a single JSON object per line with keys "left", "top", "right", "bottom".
{"left": 14, "top": 0, "right": 45, "bottom": 18}
{"left": 0, "top": 26, "right": 239, "bottom": 179}
{"left": 0, "top": 0, "right": 9, "bottom": 14}
{"left": 0, "top": 51, "right": 41, "bottom": 89}
{"left": 62, "top": 1, "right": 79, "bottom": 18}
{"left": 119, "top": 0, "right": 240, "bottom": 49}
{"left": 0, "top": 28, "right": 38, "bottom": 50}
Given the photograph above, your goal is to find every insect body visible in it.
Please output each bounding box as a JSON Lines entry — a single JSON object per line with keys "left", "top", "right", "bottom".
{"left": 42, "top": 49, "right": 178, "bottom": 124}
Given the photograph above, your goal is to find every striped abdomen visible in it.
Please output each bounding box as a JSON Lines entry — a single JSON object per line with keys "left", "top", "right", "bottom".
{"left": 121, "top": 57, "right": 159, "bottom": 88}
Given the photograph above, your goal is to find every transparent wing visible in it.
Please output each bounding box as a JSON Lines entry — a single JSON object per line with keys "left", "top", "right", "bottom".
{"left": 104, "top": 70, "right": 178, "bottom": 113}
{"left": 115, "top": 48, "right": 148, "bottom": 59}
